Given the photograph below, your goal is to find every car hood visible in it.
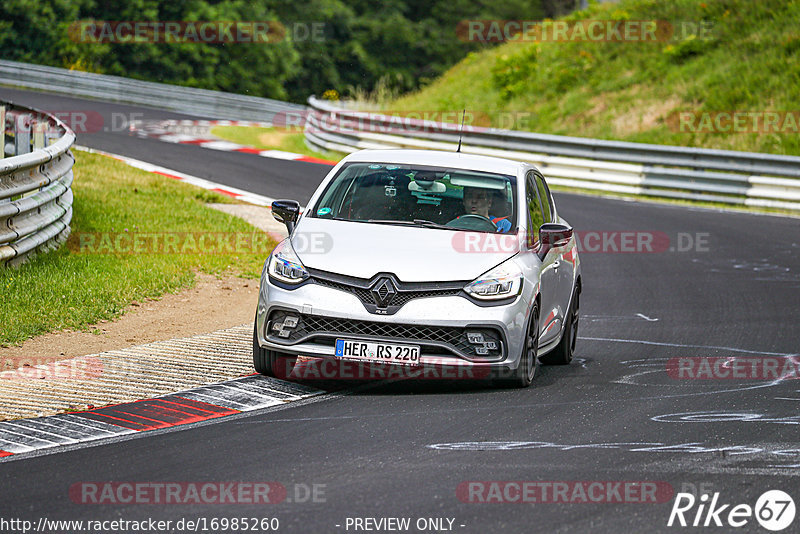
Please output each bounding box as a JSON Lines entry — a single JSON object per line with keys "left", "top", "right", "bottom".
{"left": 292, "top": 218, "right": 519, "bottom": 282}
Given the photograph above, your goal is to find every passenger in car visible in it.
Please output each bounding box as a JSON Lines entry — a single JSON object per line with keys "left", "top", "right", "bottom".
{"left": 489, "top": 190, "right": 512, "bottom": 232}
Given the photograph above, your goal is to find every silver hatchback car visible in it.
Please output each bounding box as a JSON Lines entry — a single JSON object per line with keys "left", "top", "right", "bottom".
{"left": 254, "top": 149, "right": 581, "bottom": 387}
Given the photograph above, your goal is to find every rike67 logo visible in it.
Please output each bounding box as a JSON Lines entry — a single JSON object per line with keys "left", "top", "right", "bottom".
{"left": 668, "top": 490, "right": 795, "bottom": 531}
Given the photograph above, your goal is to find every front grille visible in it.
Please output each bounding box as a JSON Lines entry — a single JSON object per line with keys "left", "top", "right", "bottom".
{"left": 308, "top": 269, "right": 465, "bottom": 314}
{"left": 392, "top": 289, "right": 461, "bottom": 306}
{"left": 267, "top": 310, "right": 505, "bottom": 361}
{"left": 315, "top": 277, "right": 462, "bottom": 306}
{"left": 313, "top": 277, "right": 373, "bottom": 301}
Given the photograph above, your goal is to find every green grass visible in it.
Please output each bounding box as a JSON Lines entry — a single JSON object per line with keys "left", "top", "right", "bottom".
{"left": 0, "top": 150, "right": 276, "bottom": 346}
{"left": 391, "top": 0, "right": 800, "bottom": 156}
{"left": 210, "top": 125, "right": 345, "bottom": 162}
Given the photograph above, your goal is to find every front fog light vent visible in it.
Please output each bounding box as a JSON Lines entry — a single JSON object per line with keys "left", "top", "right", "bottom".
{"left": 271, "top": 315, "right": 300, "bottom": 338}
{"left": 467, "top": 332, "right": 485, "bottom": 344}
{"left": 466, "top": 330, "right": 501, "bottom": 357}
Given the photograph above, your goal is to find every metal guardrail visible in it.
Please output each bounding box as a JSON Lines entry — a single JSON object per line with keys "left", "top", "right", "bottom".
{"left": 0, "top": 59, "right": 304, "bottom": 123}
{"left": 1, "top": 101, "right": 75, "bottom": 267}
{"left": 305, "top": 97, "right": 800, "bottom": 211}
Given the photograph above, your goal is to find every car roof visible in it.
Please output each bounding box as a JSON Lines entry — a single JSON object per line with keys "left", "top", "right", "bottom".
{"left": 340, "top": 149, "right": 528, "bottom": 176}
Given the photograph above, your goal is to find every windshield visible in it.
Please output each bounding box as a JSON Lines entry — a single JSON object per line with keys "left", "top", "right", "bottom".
{"left": 311, "top": 162, "right": 517, "bottom": 233}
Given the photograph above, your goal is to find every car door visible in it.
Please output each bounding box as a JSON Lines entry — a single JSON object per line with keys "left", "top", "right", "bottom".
{"left": 534, "top": 171, "right": 575, "bottom": 332}
{"left": 525, "top": 171, "right": 560, "bottom": 345}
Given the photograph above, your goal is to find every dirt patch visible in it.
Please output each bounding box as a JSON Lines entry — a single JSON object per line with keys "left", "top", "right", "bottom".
{"left": 258, "top": 129, "right": 291, "bottom": 148}
{"left": 612, "top": 96, "right": 682, "bottom": 135}
{"left": 576, "top": 85, "right": 680, "bottom": 136}
{"left": 585, "top": 94, "right": 608, "bottom": 117}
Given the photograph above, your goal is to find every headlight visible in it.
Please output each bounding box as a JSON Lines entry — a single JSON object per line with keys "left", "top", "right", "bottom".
{"left": 464, "top": 258, "right": 523, "bottom": 300}
{"left": 268, "top": 239, "right": 308, "bottom": 284}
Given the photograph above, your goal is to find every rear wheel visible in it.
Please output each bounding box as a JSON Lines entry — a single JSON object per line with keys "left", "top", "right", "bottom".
{"left": 540, "top": 285, "right": 579, "bottom": 365}
{"left": 499, "top": 303, "right": 539, "bottom": 388}
{"left": 253, "top": 320, "right": 296, "bottom": 378}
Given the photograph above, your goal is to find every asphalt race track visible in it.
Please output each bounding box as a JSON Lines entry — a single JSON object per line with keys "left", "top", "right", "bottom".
{"left": 2, "top": 87, "right": 799, "bottom": 533}
{"left": 0, "top": 87, "right": 327, "bottom": 203}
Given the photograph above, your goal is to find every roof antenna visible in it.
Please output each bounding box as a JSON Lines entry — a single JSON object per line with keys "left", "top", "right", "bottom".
{"left": 456, "top": 109, "right": 465, "bottom": 153}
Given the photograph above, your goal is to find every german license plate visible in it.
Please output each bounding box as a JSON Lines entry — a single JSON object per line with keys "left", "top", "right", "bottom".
{"left": 335, "top": 339, "right": 420, "bottom": 366}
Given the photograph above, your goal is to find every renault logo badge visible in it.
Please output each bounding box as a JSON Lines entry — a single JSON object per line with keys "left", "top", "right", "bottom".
{"left": 371, "top": 277, "right": 397, "bottom": 308}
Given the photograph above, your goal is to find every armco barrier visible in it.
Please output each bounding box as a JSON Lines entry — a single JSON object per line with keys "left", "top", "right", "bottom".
{"left": 0, "top": 59, "right": 304, "bottom": 123}
{"left": 1, "top": 101, "right": 75, "bottom": 267}
{"left": 304, "top": 97, "right": 800, "bottom": 211}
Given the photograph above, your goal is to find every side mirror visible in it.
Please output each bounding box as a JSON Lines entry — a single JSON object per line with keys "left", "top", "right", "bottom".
{"left": 540, "top": 223, "right": 573, "bottom": 247}
{"left": 538, "top": 223, "right": 573, "bottom": 259}
{"left": 272, "top": 199, "right": 301, "bottom": 233}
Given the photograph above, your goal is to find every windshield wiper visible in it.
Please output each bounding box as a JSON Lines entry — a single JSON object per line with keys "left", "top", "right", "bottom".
{"left": 366, "top": 219, "right": 418, "bottom": 226}
{"left": 366, "top": 219, "right": 455, "bottom": 230}
{"left": 412, "top": 219, "right": 454, "bottom": 230}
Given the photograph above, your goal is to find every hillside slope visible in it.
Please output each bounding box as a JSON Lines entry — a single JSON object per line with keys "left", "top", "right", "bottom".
{"left": 391, "top": 0, "right": 800, "bottom": 156}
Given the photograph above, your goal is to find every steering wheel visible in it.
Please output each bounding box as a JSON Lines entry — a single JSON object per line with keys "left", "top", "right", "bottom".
{"left": 445, "top": 214, "right": 497, "bottom": 231}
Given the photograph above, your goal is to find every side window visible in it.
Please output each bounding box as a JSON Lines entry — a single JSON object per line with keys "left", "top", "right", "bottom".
{"left": 525, "top": 172, "right": 544, "bottom": 247}
{"left": 534, "top": 172, "right": 553, "bottom": 222}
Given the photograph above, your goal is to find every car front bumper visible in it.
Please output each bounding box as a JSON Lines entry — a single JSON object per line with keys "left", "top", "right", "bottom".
{"left": 255, "top": 277, "right": 534, "bottom": 377}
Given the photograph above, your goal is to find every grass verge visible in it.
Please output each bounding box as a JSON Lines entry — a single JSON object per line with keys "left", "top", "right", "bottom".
{"left": 210, "top": 125, "right": 345, "bottom": 162}
{"left": 0, "top": 150, "right": 276, "bottom": 346}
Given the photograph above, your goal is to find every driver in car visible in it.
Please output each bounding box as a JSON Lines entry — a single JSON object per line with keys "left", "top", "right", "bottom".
{"left": 462, "top": 186, "right": 512, "bottom": 233}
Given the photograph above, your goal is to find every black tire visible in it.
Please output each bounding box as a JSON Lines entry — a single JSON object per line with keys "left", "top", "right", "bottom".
{"left": 253, "top": 321, "right": 296, "bottom": 378}
{"left": 253, "top": 321, "right": 273, "bottom": 376}
{"left": 540, "top": 284, "right": 579, "bottom": 365}
{"left": 499, "top": 303, "right": 539, "bottom": 388}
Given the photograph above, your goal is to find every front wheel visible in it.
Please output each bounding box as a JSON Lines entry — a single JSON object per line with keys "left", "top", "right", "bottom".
{"left": 540, "top": 285, "right": 579, "bottom": 365}
{"left": 499, "top": 303, "right": 539, "bottom": 388}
